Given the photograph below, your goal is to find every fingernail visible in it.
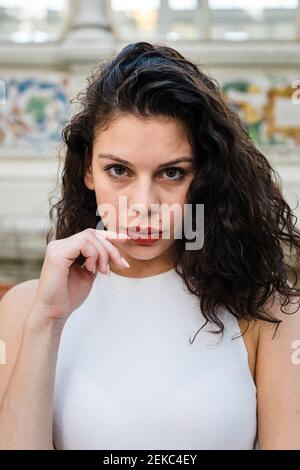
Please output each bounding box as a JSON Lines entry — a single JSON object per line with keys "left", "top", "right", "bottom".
{"left": 106, "top": 264, "right": 111, "bottom": 275}
{"left": 92, "top": 265, "right": 96, "bottom": 274}
{"left": 121, "top": 256, "right": 130, "bottom": 268}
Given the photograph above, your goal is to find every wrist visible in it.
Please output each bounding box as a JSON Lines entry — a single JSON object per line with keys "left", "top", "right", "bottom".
{"left": 26, "top": 304, "right": 67, "bottom": 334}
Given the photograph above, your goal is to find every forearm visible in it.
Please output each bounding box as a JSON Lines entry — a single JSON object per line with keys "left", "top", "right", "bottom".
{"left": 0, "top": 307, "right": 65, "bottom": 449}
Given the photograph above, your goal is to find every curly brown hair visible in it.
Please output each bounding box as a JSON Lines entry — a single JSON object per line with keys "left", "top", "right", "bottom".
{"left": 47, "top": 41, "right": 300, "bottom": 340}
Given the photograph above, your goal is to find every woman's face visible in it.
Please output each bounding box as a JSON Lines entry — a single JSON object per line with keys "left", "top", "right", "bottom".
{"left": 84, "top": 113, "right": 195, "bottom": 266}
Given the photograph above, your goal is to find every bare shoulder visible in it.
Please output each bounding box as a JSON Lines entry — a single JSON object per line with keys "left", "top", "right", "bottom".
{"left": 254, "top": 292, "right": 300, "bottom": 449}
{"left": 237, "top": 293, "right": 300, "bottom": 384}
{"left": 0, "top": 278, "right": 40, "bottom": 349}
{"left": 239, "top": 293, "right": 300, "bottom": 351}
{"left": 257, "top": 292, "right": 300, "bottom": 341}
{"left": 0, "top": 278, "right": 40, "bottom": 323}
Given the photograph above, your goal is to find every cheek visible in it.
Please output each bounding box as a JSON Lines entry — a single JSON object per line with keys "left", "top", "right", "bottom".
{"left": 165, "top": 179, "right": 191, "bottom": 207}
{"left": 94, "top": 187, "right": 121, "bottom": 231}
{"left": 166, "top": 192, "right": 188, "bottom": 226}
{"left": 180, "top": 179, "right": 192, "bottom": 203}
{"left": 93, "top": 176, "right": 119, "bottom": 206}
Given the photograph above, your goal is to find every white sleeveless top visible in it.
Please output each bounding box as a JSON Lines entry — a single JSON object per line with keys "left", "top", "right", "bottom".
{"left": 53, "top": 267, "right": 258, "bottom": 450}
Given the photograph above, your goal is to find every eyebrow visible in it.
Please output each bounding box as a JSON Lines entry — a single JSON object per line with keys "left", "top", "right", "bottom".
{"left": 97, "top": 153, "right": 194, "bottom": 169}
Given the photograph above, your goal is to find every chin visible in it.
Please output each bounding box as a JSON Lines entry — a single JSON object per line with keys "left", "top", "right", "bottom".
{"left": 123, "top": 241, "right": 172, "bottom": 261}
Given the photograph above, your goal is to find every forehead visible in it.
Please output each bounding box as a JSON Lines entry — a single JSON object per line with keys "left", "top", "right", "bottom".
{"left": 93, "top": 114, "right": 192, "bottom": 165}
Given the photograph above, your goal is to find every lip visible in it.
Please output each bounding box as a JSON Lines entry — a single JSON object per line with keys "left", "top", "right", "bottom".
{"left": 127, "top": 227, "right": 163, "bottom": 242}
{"left": 127, "top": 227, "right": 162, "bottom": 234}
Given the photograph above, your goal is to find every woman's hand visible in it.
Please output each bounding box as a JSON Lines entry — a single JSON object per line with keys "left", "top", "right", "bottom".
{"left": 31, "top": 228, "right": 130, "bottom": 324}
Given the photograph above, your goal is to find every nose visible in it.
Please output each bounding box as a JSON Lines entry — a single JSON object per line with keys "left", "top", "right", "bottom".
{"left": 128, "top": 177, "right": 160, "bottom": 224}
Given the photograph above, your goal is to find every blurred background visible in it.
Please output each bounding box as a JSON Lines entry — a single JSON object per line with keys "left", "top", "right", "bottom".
{"left": 0, "top": 0, "right": 300, "bottom": 297}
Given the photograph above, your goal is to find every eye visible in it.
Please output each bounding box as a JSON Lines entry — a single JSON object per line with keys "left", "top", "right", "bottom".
{"left": 104, "top": 164, "right": 186, "bottom": 181}
{"left": 160, "top": 167, "right": 186, "bottom": 181}
{"left": 104, "top": 164, "right": 129, "bottom": 179}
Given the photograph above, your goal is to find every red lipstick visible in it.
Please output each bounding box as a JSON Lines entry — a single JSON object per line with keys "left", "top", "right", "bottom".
{"left": 127, "top": 226, "right": 163, "bottom": 244}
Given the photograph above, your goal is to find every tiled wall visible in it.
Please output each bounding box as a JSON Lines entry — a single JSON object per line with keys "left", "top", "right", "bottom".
{"left": 0, "top": 57, "right": 300, "bottom": 284}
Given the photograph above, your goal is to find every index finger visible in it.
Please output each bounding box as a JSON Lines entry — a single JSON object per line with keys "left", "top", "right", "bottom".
{"left": 93, "top": 229, "right": 131, "bottom": 240}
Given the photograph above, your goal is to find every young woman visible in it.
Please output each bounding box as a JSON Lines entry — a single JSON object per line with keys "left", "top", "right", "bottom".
{"left": 0, "top": 41, "right": 300, "bottom": 450}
